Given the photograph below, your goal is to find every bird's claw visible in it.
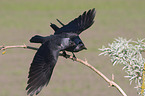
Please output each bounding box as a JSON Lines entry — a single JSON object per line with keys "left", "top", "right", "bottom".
{"left": 72, "top": 52, "right": 77, "bottom": 61}
{"left": 62, "top": 51, "right": 69, "bottom": 59}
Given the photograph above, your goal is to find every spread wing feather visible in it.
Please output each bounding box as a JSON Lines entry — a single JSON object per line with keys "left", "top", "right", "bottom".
{"left": 54, "top": 8, "right": 96, "bottom": 35}
{"left": 26, "top": 41, "right": 58, "bottom": 96}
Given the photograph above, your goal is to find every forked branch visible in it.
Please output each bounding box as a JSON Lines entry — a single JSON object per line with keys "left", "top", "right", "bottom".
{"left": 0, "top": 44, "right": 127, "bottom": 96}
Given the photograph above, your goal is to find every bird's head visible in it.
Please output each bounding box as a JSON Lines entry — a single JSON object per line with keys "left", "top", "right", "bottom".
{"left": 71, "top": 36, "right": 87, "bottom": 52}
{"left": 73, "top": 43, "right": 87, "bottom": 52}
{"left": 60, "top": 38, "right": 76, "bottom": 50}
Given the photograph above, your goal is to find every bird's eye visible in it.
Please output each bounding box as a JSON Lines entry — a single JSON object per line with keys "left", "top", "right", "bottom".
{"left": 69, "top": 41, "right": 75, "bottom": 46}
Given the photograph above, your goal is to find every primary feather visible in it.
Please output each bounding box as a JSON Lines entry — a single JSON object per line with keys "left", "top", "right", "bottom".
{"left": 54, "top": 8, "right": 96, "bottom": 35}
{"left": 26, "top": 33, "right": 77, "bottom": 96}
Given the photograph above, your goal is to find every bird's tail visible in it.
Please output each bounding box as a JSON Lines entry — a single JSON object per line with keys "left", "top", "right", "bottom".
{"left": 30, "top": 35, "right": 45, "bottom": 44}
{"left": 50, "top": 23, "right": 59, "bottom": 31}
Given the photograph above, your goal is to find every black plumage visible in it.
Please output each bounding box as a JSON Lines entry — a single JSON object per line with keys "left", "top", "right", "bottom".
{"left": 26, "top": 33, "right": 77, "bottom": 96}
{"left": 27, "top": 8, "right": 96, "bottom": 96}
{"left": 54, "top": 8, "right": 96, "bottom": 35}
{"left": 30, "top": 8, "right": 96, "bottom": 56}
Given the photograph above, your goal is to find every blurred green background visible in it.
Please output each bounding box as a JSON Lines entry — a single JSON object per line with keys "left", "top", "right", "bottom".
{"left": 0, "top": 0, "right": 145, "bottom": 96}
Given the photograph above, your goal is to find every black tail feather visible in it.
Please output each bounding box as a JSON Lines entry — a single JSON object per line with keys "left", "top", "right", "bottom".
{"left": 50, "top": 23, "right": 59, "bottom": 31}
{"left": 56, "top": 19, "right": 64, "bottom": 26}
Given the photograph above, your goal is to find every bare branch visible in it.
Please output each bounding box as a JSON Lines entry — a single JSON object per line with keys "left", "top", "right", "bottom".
{"left": 0, "top": 44, "right": 38, "bottom": 51}
{"left": 0, "top": 44, "right": 127, "bottom": 96}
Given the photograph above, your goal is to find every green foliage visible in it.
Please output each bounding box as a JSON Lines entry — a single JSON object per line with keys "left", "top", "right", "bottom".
{"left": 99, "top": 37, "right": 145, "bottom": 95}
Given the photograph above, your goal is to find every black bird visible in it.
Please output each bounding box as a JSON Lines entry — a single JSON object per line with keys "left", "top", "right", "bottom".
{"left": 30, "top": 8, "right": 96, "bottom": 57}
{"left": 26, "top": 33, "right": 77, "bottom": 96}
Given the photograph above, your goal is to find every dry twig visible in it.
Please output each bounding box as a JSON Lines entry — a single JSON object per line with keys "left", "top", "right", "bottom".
{"left": 0, "top": 44, "right": 127, "bottom": 96}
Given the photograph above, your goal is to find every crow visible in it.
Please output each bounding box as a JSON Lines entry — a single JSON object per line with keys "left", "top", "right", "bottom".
{"left": 30, "top": 8, "right": 96, "bottom": 57}
{"left": 26, "top": 33, "right": 77, "bottom": 96}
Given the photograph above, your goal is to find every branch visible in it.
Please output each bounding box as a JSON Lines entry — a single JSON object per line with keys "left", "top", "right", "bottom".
{"left": 61, "top": 54, "right": 127, "bottom": 96}
{"left": 0, "top": 44, "right": 38, "bottom": 51}
{"left": 0, "top": 44, "right": 127, "bottom": 96}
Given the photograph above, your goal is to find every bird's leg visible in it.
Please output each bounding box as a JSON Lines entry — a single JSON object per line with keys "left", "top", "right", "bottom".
{"left": 62, "top": 51, "right": 68, "bottom": 59}
{"left": 71, "top": 52, "right": 77, "bottom": 61}
{"left": 72, "top": 52, "right": 76, "bottom": 58}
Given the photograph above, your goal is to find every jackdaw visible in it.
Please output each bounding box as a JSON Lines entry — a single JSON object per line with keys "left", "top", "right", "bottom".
{"left": 30, "top": 8, "right": 96, "bottom": 57}
{"left": 26, "top": 33, "right": 77, "bottom": 96}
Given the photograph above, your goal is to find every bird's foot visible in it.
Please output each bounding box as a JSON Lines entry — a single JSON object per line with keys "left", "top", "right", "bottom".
{"left": 62, "top": 51, "right": 69, "bottom": 59}
{"left": 72, "top": 52, "right": 77, "bottom": 61}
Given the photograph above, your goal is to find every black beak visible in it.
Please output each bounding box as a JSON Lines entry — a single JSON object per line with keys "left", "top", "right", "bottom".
{"left": 80, "top": 44, "right": 87, "bottom": 50}
{"left": 83, "top": 46, "right": 87, "bottom": 50}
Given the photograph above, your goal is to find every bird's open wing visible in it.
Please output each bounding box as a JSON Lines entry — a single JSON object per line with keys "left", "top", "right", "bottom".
{"left": 54, "top": 8, "right": 96, "bottom": 35}
{"left": 26, "top": 42, "right": 58, "bottom": 96}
